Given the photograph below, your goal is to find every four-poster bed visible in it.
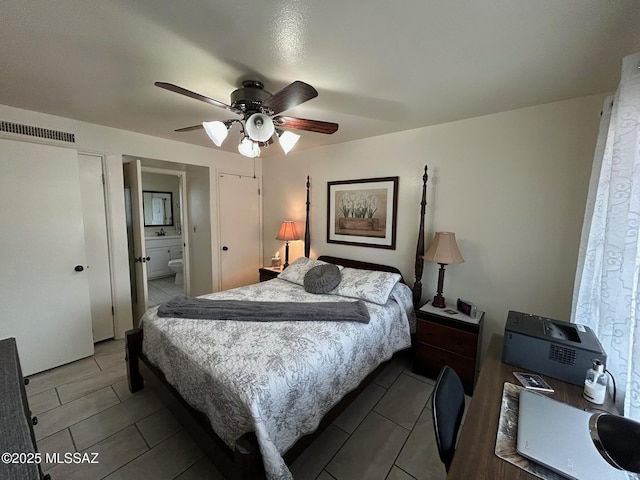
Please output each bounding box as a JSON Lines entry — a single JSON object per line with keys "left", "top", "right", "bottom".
{"left": 126, "top": 169, "right": 429, "bottom": 479}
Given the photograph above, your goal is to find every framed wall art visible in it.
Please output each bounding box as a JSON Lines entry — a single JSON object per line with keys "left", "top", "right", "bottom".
{"left": 327, "top": 176, "right": 399, "bottom": 249}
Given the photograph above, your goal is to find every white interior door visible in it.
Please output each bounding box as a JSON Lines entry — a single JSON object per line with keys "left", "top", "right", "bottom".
{"left": 219, "top": 174, "right": 260, "bottom": 290}
{"left": 123, "top": 159, "right": 147, "bottom": 325}
{"left": 0, "top": 138, "right": 94, "bottom": 375}
{"left": 79, "top": 153, "right": 114, "bottom": 342}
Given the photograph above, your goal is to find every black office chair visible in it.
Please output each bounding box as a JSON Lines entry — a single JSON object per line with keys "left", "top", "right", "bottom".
{"left": 432, "top": 365, "right": 465, "bottom": 472}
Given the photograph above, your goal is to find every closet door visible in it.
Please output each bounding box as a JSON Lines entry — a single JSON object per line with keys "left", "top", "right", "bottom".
{"left": 78, "top": 154, "right": 114, "bottom": 342}
{"left": 219, "top": 174, "right": 260, "bottom": 290}
{"left": 0, "top": 138, "right": 94, "bottom": 375}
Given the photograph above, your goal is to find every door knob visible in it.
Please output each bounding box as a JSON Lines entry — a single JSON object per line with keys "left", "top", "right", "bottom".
{"left": 222, "top": 246, "right": 229, "bottom": 251}
{"left": 74, "top": 265, "right": 84, "bottom": 272}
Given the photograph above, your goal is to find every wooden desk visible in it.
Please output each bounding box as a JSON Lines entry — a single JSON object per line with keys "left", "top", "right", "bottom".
{"left": 447, "top": 334, "right": 617, "bottom": 479}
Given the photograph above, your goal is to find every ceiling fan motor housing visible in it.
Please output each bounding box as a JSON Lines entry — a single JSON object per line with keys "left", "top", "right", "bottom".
{"left": 230, "top": 80, "right": 272, "bottom": 115}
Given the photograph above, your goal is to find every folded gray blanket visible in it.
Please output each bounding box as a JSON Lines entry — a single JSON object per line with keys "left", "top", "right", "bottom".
{"left": 157, "top": 295, "right": 370, "bottom": 323}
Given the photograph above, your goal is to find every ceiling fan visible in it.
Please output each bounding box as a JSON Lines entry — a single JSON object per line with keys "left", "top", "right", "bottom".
{"left": 155, "top": 79, "right": 339, "bottom": 157}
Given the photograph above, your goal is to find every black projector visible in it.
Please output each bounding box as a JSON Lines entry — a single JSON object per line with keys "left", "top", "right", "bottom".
{"left": 502, "top": 310, "right": 607, "bottom": 386}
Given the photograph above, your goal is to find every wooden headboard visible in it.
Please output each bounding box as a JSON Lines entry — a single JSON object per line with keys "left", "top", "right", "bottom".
{"left": 304, "top": 166, "right": 428, "bottom": 305}
{"left": 317, "top": 255, "right": 405, "bottom": 284}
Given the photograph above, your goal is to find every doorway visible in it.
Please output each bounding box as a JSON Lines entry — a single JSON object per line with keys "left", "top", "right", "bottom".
{"left": 141, "top": 169, "right": 188, "bottom": 307}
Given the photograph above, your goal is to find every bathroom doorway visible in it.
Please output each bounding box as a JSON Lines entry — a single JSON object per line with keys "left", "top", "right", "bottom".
{"left": 141, "top": 168, "right": 189, "bottom": 307}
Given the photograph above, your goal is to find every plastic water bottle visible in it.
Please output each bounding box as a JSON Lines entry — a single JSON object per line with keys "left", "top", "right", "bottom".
{"left": 583, "top": 360, "right": 607, "bottom": 405}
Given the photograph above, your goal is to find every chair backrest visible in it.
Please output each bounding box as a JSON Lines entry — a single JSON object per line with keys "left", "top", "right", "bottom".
{"left": 431, "top": 365, "right": 465, "bottom": 471}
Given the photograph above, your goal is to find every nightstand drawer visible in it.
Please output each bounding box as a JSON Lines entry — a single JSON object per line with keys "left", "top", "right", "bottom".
{"left": 414, "top": 343, "right": 475, "bottom": 392}
{"left": 416, "top": 320, "right": 477, "bottom": 359}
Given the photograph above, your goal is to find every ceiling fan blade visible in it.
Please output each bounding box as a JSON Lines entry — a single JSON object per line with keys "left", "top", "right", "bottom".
{"left": 274, "top": 116, "right": 339, "bottom": 135}
{"left": 174, "top": 124, "right": 204, "bottom": 132}
{"left": 155, "top": 82, "right": 232, "bottom": 110}
{"left": 262, "top": 81, "right": 318, "bottom": 115}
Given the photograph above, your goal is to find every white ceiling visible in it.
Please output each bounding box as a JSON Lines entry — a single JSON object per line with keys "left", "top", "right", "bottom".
{"left": 1, "top": 1, "right": 639, "bottom": 157}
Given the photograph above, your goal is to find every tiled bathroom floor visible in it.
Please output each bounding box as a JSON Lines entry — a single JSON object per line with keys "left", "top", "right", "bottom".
{"left": 147, "top": 276, "right": 184, "bottom": 307}
{"left": 28, "top": 340, "right": 464, "bottom": 479}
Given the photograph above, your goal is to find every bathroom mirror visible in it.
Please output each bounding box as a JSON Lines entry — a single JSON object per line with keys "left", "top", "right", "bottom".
{"left": 142, "top": 191, "right": 173, "bottom": 226}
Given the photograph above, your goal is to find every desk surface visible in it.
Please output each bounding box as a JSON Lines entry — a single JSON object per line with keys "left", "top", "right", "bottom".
{"left": 447, "top": 334, "right": 617, "bottom": 480}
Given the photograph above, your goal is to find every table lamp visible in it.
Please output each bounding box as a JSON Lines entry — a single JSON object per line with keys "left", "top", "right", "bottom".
{"left": 424, "top": 232, "right": 464, "bottom": 308}
{"left": 589, "top": 412, "right": 640, "bottom": 473}
{"left": 276, "top": 221, "right": 300, "bottom": 268}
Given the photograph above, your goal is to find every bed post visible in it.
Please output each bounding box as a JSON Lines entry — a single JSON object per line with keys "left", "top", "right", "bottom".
{"left": 304, "top": 175, "right": 311, "bottom": 258}
{"left": 234, "top": 433, "right": 264, "bottom": 479}
{"left": 125, "top": 328, "right": 144, "bottom": 393}
{"left": 413, "top": 165, "right": 428, "bottom": 308}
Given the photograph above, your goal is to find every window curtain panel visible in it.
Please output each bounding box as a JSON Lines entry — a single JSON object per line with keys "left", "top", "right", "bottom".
{"left": 571, "top": 52, "right": 640, "bottom": 419}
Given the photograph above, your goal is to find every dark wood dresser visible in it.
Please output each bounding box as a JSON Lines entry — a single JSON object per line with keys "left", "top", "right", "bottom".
{"left": 413, "top": 301, "right": 484, "bottom": 395}
{"left": 0, "top": 337, "right": 46, "bottom": 480}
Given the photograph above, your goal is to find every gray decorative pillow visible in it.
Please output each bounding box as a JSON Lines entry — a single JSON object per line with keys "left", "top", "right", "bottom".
{"left": 303, "top": 264, "right": 342, "bottom": 294}
{"left": 278, "top": 257, "right": 328, "bottom": 285}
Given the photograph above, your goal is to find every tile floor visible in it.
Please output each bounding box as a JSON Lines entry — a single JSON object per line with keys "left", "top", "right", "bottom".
{"left": 27, "top": 340, "right": 466, "bottom": 479}
{"left": 147, "top": 276, "right": 184, "bottom": 307}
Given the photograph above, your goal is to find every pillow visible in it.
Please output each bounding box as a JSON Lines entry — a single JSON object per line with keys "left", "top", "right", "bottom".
{"left": 303, "top": 264, "right": 342, "bottom": 294}
{"left": 330, "top": 267, "right": 401, "bottom": 305}
{"left": 277, "top": 257, "right": 331, "bottom": 286}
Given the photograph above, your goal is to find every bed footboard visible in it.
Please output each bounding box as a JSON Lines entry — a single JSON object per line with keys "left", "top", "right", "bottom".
{"left": 125, "top": 327, "right": 264, "bottom": 479}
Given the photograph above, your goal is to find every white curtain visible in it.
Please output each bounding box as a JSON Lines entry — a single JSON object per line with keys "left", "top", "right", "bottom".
{"left": 572, "top": 52, "right": 640, "bottom": 420}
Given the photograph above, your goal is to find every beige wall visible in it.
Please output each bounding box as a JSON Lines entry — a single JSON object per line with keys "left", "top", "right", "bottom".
{"left": 263, "top": 93, "right": 606, "bottom": 359}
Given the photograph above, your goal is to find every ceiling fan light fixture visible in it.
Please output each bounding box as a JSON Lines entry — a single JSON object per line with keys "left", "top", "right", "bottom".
{"left": 278, "top": 130, "right": 300, "bottom": 154}
{"left": 158, "top": 80, "right": 338, "bottom": 157}
{"left": 202, "top": 120, "right": 228, "bottom": 147}
{"left": 245, "top": 113, "right": 275, "bottom": 142}
{"left": 238, "top": 137, "right": 260, "bottom": 158}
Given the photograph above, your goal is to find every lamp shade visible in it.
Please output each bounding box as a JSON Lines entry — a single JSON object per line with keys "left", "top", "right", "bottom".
{"left": 238, "top": 137, "right": 260, "bottom": 158}
{"left": 424, "top": 232, "right": 464, "bottom": 264}
{"left": 202, "top": 121, "right": 228, "bottom": 147}
{"left": 278, "top": 130, "right": 300, "bottom": 154}
{"left": 276, "top": 221, "right": 300, "bottom": 241}
{"left": 590, "top": 412, "right": 640, "bottom": 473}
{"left": 246, "top": 113, "right": 275, "bottom": 142}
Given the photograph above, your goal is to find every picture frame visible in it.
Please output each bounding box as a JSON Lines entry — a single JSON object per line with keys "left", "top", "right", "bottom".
{"left": 327, "top": 176, "right": 399, "bottom": 249}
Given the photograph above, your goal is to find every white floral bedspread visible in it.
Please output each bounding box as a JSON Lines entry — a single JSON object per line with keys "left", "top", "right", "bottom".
{"left": 141, "top": 278, "right": 414, "bottom": 479}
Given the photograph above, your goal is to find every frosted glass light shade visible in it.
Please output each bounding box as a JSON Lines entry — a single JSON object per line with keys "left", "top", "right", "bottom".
{"left": 278, "top": 130, "right": 300, "bottom": 154}
{"left": 246, "top": 113, "right": 275, "bottom": 142}
{"left": 202, "top": 121, "right": 228, "bottom": 147}
{"left": 238, "top": 137, "right": 260, "bottom": 158}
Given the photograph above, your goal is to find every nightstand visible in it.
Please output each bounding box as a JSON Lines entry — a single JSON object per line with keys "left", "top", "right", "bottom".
{"left": 413, "top": 301, "right": 484, "bottom": 395}
{"left": 259, "top": 266, "right": 282, "bottom": 282}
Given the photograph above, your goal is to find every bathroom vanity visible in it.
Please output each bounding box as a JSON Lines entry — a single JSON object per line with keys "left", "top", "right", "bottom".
{"left": 145, "top": 236, "right": 183, "bottom": 279}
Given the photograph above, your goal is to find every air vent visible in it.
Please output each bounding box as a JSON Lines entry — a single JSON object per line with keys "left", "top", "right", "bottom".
{"left": 0, "top": 121, "right": 75, "bottom": 143}
{"left": 548, "top": 344, "right": 577, "bottom": 366}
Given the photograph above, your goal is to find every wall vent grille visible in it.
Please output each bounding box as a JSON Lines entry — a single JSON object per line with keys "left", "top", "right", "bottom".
{"left": 0, "top": 121, "right": 76, "bottom": 143}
